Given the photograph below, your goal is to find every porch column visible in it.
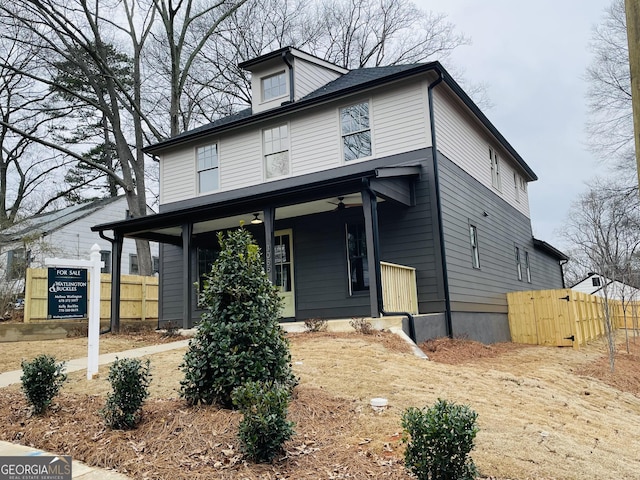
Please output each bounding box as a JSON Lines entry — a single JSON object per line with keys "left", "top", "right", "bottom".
{"left": 362, "top": 184, "right": 381, "bottom": 318}
{"left": 181, "top": 222, "right": 193, "bottom": 329}
{"left": 110, "top": 232, "right": 123, "bottom": 333}
{"left": 263, "top": 207, "right": 276, "bottom": 284}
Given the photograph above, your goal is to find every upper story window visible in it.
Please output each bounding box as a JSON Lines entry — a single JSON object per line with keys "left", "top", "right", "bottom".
{"left": 514, "top": 172, "right": 520, "bottom": 203}
{"left": 261, "top": 71, "right": 287, "bottom": 101}
{"left": 490, "top": 147, "right": 501, "bottom": 190}
{"left": 197, "top": 144, "right": 219, "bottom": 193}
{"left": 340, "top": 102, "right": 371, "bottom": 161}
{"left": 263, "top": 125, "right": 289, "bottom": 179}
{"left": 519, "top": 176, "right": 527, "bottom": 192}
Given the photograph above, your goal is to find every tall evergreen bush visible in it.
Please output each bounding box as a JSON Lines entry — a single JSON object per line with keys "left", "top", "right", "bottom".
{"left": 180, "top": 227, "right": 296, "bottom": 408}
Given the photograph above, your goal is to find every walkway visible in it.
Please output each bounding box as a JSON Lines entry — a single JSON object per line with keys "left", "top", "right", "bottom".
{"left": 0, "top": 339, "right": 191, "bottom": 479}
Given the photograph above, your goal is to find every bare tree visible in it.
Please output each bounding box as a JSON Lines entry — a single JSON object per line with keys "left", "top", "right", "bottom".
{"left": 563, "top": 178, "right": 640, "bottom": 371}
{"left": 586, "top": 0, "right": 634, "bottom": 171}
{"left": 0, "top": 26, "right": 73, "bottom": 227}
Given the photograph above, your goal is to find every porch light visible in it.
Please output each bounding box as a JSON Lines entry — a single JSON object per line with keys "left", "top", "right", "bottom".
{"left": 251, "top": 213, "right": 263, "bottom": 224}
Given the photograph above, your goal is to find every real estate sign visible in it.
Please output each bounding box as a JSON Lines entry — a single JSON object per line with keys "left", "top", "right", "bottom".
{"left": 47, "top": 267, "right": 88, "bottom": 319}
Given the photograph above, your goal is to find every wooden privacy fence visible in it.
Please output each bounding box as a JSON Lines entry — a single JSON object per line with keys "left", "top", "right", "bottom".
{"left": 507, "top": 289, "right": 637, "bottom": 349}
{"left": 24, "top": 268, "right": 158, "bottom": 323}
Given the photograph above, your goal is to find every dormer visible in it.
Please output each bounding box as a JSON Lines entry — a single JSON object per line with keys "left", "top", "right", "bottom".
{"left": 239, "top": 47, "right": 349, "bottom": 114}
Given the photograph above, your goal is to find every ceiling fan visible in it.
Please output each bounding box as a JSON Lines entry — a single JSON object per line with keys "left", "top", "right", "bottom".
{"left": 329, "top": 196, "right": 362, "bottom": 211}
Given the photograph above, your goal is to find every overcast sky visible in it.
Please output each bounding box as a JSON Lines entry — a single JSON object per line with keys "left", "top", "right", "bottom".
{"left": 417, "top": 0, "right": 613, "bottom": 250}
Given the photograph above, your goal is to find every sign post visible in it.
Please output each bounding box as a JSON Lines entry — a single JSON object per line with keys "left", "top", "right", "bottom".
{"left": 46, "top": 244, "right": 104, "bottom": 380}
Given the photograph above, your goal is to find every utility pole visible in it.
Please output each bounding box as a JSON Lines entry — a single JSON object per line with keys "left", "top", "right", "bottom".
{"left": 625, "top": 0, "right": 640, "bottom": 188}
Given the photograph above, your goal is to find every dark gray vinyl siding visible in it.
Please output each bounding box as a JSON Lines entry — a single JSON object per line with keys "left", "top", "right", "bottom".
{"left": 293, "top": 209, "right": 371, "bottom": 319}
{"left": 159, "top": 243, "right": 184, "bottom": 323}
{"left": 377, "top": 169, "right": 443, "bottom": 313}
{"left": 438, "top": 153, "right": 563, "bottom": 313}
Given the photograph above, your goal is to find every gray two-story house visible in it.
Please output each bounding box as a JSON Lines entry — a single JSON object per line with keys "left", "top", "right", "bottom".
{"left": 93, "top": 47, "right": 567, "bottom": 344}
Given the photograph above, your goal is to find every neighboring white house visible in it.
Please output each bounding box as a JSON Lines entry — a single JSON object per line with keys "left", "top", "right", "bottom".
{"left": 0, "top": 196, "right": 159, "bottom": 295}
{"left": 571, "top": 272, "right": 640, "bottom": 301}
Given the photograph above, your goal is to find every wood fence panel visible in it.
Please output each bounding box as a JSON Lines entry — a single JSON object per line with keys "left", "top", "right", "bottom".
{"left": 24, "top": 268, "right": 158, "bottom": 323}
{"left": 507, "top": 288, "right": 639, "bottom": 349}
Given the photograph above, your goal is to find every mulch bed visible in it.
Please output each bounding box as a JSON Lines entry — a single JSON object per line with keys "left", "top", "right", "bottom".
{"left": 0, "top": 385, "right": 410, "bottom": 480}
{"left": 419, "top": 337, "right": 527, "bottom": 364}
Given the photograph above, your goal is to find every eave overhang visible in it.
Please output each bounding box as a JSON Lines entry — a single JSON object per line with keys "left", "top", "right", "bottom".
{"left": 92, "top": 151, "right": 424, "bottom": 242}
{"left": 533, "top": 237, "right": 569, "bottom": 261}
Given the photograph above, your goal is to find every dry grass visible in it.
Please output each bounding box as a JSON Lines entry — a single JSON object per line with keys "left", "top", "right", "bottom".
{"left": 1, "top": 330, "right": 640, "bottom": 479}
{"left": 0, "top": 330, "right": 184, "bottom": 373}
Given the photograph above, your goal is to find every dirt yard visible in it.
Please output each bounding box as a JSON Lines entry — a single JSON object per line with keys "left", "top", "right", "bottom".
{"left": 0, "top": 330, "right": 639, "bottom": 479}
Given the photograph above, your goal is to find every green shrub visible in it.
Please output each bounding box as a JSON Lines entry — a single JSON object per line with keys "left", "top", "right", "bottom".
{"left": 232, "top": 380, "right": 295, "bottom": 463}
{"left": 402, "top": 398, "right": 479, "bottom": 480}
{"left": 180, "top": 228, "right": 296, "bottom": 408}
{"left": 101, "top": 357, "right": 151, "bottom": 429}
{"left": 20, "top": 355, "right": 67, "bottom": 415}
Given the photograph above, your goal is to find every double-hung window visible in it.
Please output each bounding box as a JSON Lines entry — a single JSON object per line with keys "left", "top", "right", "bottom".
{"left": 515, "top": 246, "right": 522, "bottom": 281}
{"left": 100, "top": 250, "right": 111, "bottom": 274}
{"left": 197, "top": 144, "right": 219, "bottom": 193}
{"left": 6, "top": 248, "right": 27, "bottom": 280}
{"left": 340, "top": 102, "right": 371, "bottom": 161}
{"left": 469, "top": 225, "right": 480, "bottom": 269}
{"left": 262, "top": 71, "right": 286, "bottom": 101}
{"left": 490, "top": 147, "right": 501, "bottom": 190}
{"left": 263, "top": 125, "right": 289, "bottom": 179}
{"left": 346, "top": 224, "right": 369, "bottom": 293}
{"left": 524, "top": 251, "right": 531, "bottom": 283}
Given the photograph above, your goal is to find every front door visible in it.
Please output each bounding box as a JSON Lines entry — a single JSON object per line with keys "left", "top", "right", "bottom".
{"left": 274, "top": 229, "right": 295, "bottom": 318}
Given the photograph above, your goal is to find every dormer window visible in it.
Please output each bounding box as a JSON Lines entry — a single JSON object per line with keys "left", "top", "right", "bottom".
{"left": 262, "top": 71, "right": 287, "bottom": 101}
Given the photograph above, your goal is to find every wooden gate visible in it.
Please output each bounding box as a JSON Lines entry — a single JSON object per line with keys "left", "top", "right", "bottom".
{"left": 507, "top": 289, "right": 631, "bottom": 349}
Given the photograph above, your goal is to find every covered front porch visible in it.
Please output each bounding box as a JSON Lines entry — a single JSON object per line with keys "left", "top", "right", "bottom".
{"left": 92, "top": 156, "right": 429, "bottom": 337}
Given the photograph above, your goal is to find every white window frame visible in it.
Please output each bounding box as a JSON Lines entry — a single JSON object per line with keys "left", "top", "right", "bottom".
{"left": 196, "top": 143, "right": 219, "bottom": 194}
{"left": 100, "top": 250, "right": 111, "bottom": 274}
{"left": 469, "top": 224, "right": 480, "bottom": 269}
{"left": 129, "top": 254, "right": 139, "bottom": 275}
{"left": 340, "top": 101, "right": 372, "bottom": 162}
{"left": 261, "top": 71, "right": 287, "bottom": 102}
{"left": 514, "top": 172, "right": 520, "bottom": 203}
{"left": 263, "top": 124, "right": 290, "bottom": 179}
{"left": 490, "top": 147, "right": 501, "bottom": 191}
{"left": 515, "top": 246, "right": 522, "bottom": 281}
{"left": 524, "top": 250, "right": 531, "bottom": 283}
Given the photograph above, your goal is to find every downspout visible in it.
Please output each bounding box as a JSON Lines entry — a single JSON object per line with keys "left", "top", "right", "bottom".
{"left": 362, "top": 178, "right": 417, "bottom": 342}
{"left": 282, "top": 51, "right": 294, "bottom": 103}
{"left": 560, "top": 259, "right": 569, "bottom": 288}
{"left": 427, "top": 71, "right": 454, "bottom": 339}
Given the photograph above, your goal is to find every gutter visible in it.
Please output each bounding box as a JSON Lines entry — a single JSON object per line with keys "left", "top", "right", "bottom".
{"left": 427, "top": 72, "right": 453, "bottom": 339}
{"left": 362, "top": 178, "right": 417, "bottom": 342}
